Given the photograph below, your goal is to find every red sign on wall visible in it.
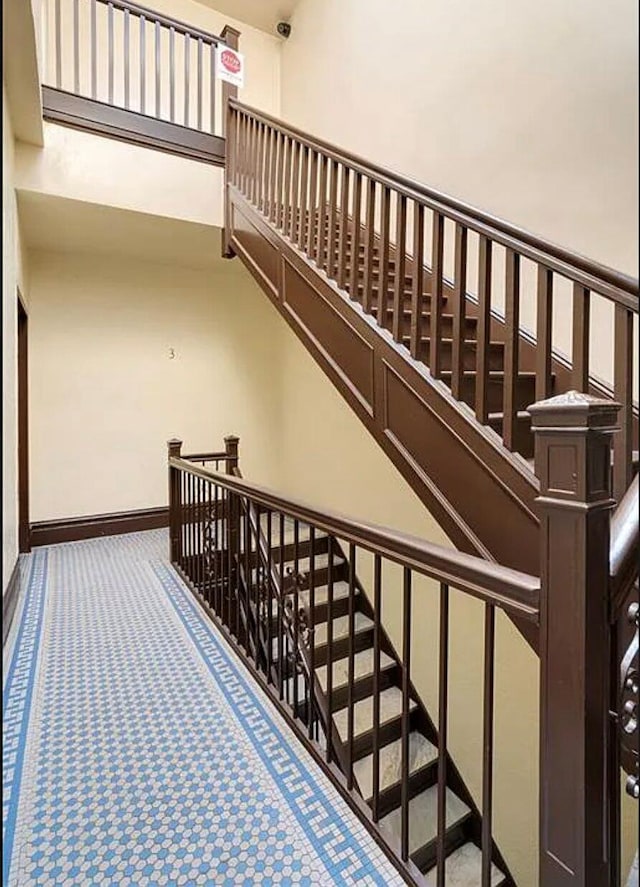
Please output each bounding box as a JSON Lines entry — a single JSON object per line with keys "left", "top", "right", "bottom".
{"left": 217, "top": 46, "right": 244, "bottom": 88}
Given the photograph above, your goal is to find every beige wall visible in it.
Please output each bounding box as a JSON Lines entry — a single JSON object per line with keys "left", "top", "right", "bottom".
{"left": 27, "top": 249, "right": 286, "bottom": 522}
{"left": 2, "top": 84, "right": 30, "bottom": 593}
{"left": 281, "top": 0, "right": 639, "bottom": 388}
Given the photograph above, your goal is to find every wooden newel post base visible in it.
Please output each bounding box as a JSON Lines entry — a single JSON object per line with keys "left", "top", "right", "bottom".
{"left": 167, "top": 438, "right": 183, "bottom": 564}
{"left": 529, "top": 392, "right": 621, "bottom": 887}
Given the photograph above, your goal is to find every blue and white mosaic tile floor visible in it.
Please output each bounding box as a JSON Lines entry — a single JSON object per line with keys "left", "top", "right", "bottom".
{"left": 3, "top": 530, "right": 403, "bottom": 886}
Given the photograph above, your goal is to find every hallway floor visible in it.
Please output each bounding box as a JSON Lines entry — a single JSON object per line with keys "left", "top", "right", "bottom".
{"left": 3, "top": 530, "right": 402, "bottom": 886}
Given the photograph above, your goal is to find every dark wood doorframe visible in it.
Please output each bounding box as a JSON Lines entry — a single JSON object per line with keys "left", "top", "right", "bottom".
{"left": 18, "top": 292, "right": 30, "bottom": 553}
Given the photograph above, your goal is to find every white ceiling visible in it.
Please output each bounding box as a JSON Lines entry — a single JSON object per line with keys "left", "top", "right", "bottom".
{"left": 18, "top": 192, "right": 225, "bottom": 271}
{"left": 195, "top": 0, "right": 299, "bottom": 35}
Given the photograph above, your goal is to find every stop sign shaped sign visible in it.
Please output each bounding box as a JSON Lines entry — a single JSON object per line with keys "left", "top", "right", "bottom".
{"left": 217, "top": 46, "right": 244, "bottom": 87}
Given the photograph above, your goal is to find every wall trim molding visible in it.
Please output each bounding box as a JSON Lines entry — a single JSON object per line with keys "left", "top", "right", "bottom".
{"left": 30, "top": 506, "right": 169, "bottom": 548}
{"left": 3, "top": 558, "right": 24, "bottom": 646}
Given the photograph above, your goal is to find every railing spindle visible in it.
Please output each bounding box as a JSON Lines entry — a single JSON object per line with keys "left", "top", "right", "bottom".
{"left": 327, "top": 160, "right": 339, "bottom": 278}
{"left": 338, "top": 165, "right": 351, "bottom": 290}
{"left": 73, "top": 0, "right": 80, "bottom": 93}
{"left": 283, "top": 136, "right": 292, "bottom": 239}
{"left": 475, "top": 235, "right": 493, "bottom": 423}
{"left": 293, "top": 519, "right": 300, "bottom": 716}
{"left": 139, "top": 15, "right": 146, "bottom": 113}
{"left": 450, "top": 223, "right": 468, "bottom": 397}
{"left": 349, "top": 172, "right": 362, "bottom": 299}
{"left": 55, "top": 0, "right": 62, "bottom": 89}
{"left": 307, "top": 151, "right": 318, "bottom": 259}
{"left": 123, "top": 9, "right": 131, "bottom": 109}
{"left": 155, "top": 21, "right": 161, "bottom": 119}
{"left": 298, "top": 146, "right": 309, "bottom": 251}
{"left": 363, "top": 179, "right": 376, "bottom": 314}
{"left": 400, "top": 567, "right": 412, "bottom": 861}
{"left": 481, "top": 603, "right": 495, "bottom": 887}
{"left": 572, "top": 284, "right": 590, "bottom": 391}
{"left": 347, "top": 544, "right": 356, "bottom": 790}
{"left": 214, "top": 481, "right": 220, "bottom": 614}
{"left": 91, "top": 0, "right": 97, "bottom": 99}
{"left": 503, "top": 249, "right": 521, "bottom": 450}
{"left": 275, "top": 132, "right": 285, "bottom": 230}
{"left": 410, "top": 202, "right": 426, "bottom": 359}
{"left": 183, "top": 33, "right": 190, "bottom": 127}
{"left": 256, "top": 123, "right": 265, "bottom": 212}
{"left": 536, "top": 266, "right": 554, "bottom": 401}
{"left": 197, "top": 38, "right": 203, "bottom": 130}
{"left": 325, "top": 536, "right": 334, "bottom": 764}
{"left": 243, "top": 500, "right": 251, "bottom": 652}
{"left": 209, "top": 42, "right": 216, "bottom": 134}
{"left": 613, "top": 304, "right": 634, "bottom": 502}
{"left": 393, "top": 194, "right": 407, "bottom": 342}
{"left": 108, "top": 3, "right": 114, "bottom": 104}
{"left": 317, "top": 155, "right": 328, "bottom": 270}
{"left": 308, "top": 527, "right": 316, "bottom": 740}
{"left": 277, "top": 512, "right": 285, "bottom": 698}
{"left": 269, "top": 129, "right": 278, "bottom": 224}
{"left": 436, "top": 582, "right": 449, "bottom": 887}
{"left": 379, "top": 186, "right": 391, "bottom": 317}
{"left": 265, "top": 510, "right": 273, "bottom": 680}
{"left": 430, "top": 210, "right": 445, "bottom": 378}
{"left": 291, "top": 141, "right": 301, "bottom": 242}
{"left": 372, "top": 554, "right": 382, "bottom": 823}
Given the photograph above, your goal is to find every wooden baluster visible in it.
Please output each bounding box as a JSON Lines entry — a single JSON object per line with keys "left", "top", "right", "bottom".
{"left": 317, "top": 155, "right": 328, "bottom": 270}
{"left": 283, "top": 136, "right": 293, "bottom": 239}
{"left": 530, "top": 392, "right": 619, "bottom": 887}
{"left": 400, "top": 567, "right": 412, "bottom": 861}
{"left": 536, "top": 266, "right": 554, "bottom": 401}
{"left": 430, "top": 211, "right": 445, "bottom": 378}
{"left": 197, "top": 37, "right": 203, "bottom": 130}
{"left": 503, "top": 249, "right": 521, "bottom": 450}
{"left": 292, "top": 520, "right": 300, "bottom": 714}
{"left": 572, "top": 284, "right": 590, "bottom": 391}
{"left": 124, "top": 10, "right": 131, "bottom": 109}
{"left": 108, "top": 3, "right": 114, "bottom": 104}
{"left": 481, "top": 603, "right": 495, "bottom": 887}
{"left": 348, "top": 172, "right": 362, "bottom": 299}
{"left": 327, "top": 160, "right": 339, "bottom": 279}
{"left": 167, "top": 27, "right": 175, "bottom": 121}
{"left": 450, "top": 223, "right": 468, "bottom": 398}
{"left": 346, "top": 544, "right": 356, "bottom": 790}
{"left": 265, "top": 510, "right": 272, "bottom": 676}
{"left": 91, "top": 0, "right": 97, "bottom": 99}
{"left": 291, "top": 141, "right": 301, "bottom": 242}
{"left": 276, "top": 512, "right": 285, "bottom": 697}
{"left": 325, "top": 536, "right": 334, "bottom": 764}
{"left": 55, "top": 0, "right": 62, "bottom": 88}
{"left": 209, "top": 41, "right": 216, "bottom": 134}
{"left": 298, "top": 145, "right": 309, "bottom": 251}
{"left": 154, "top": 21, "right": 161, "bottom": 118}
{"left": 308, "top": 527, "right": 316, "bottom": 740}
{"left": 213, "top": 481, "right": 220, "bottom": 612}
{"left": 436, "top": 582, "right": 449, "bottom": 887}
{"left": 337, "top": 166, "right": 351, "bottom": 290}
{"left": 269, "top": 129, "right": 278, "bottom": 224}
{"left": 475, "top": 236, "right": 493, "bottom": 423}
{"left": 379, "top": 186, "right": 391, "bottom": 318}
{"left": 306, "top": 150, "right": 318, "bottom": 258}
{"left": 139, "top": 15, "right": 146, "bottom": 113}
{"left": 249, "top": 117, "right": 257, "bottom": 206}
{"left": 371, "top": 554, "right": 382, "bottom": 822}
{"left": 613, "top": 304, "right": 634, "bottom": 502}
{"left": 257, "top": 123, "right": 266, "bottom": 213}
{"left": 73, "top": 0, "right": 80, "bottom": 93}
{"left": 393, "top": 194, "right": 407, "bottom": 342}
{"left": 275, "top": 132, "right": 285, "bottom": 230}
{"left": 362, "top": 180, "right": 376, "bottom": 315}
{"left": 183, "top": 33, "right": 190, "bottom": 126}
{"left": 410, "top": 203, "right": 426, "bottom": 359}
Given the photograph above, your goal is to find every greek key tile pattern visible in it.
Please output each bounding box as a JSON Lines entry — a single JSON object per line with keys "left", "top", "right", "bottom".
{"left": 2, "top": 530, "right": 403, "bottom": 886}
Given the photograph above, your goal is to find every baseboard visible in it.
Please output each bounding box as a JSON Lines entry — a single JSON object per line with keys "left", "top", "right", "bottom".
{"left": 3, "top": 558, "right": 23, "bottom": 646}
{"left": 30, "top": 506, "right": 169, "bottom": 547}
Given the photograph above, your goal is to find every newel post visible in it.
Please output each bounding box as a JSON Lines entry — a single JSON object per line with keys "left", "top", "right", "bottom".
{"left": 529, "top": 392, "right": 621, "bottom": 887}
{"left": 224, "top": 434, "right": 240, "bottom": 475}
{"left": 167, "top": 438, "right": 183, "bottom": 565}
{"left": 224, "top": 435, "right": 240, "bottom": 598}
{"left": 221, "top": 24, "right": 240, "bottom": 259}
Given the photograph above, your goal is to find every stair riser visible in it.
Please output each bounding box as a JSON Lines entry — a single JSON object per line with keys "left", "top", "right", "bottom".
{"left": 412, "top": 341, "right": 505, "bottom": 372}
{"left": 488, "top": 416, "right": 534, "bottom": 458}
{"left": 374, "top": 763, "right": 438, "bottom": 820}
{"left": 329, "top": 666, "right": 400, "bottom": 712}
{"left": 249, "top": 535, "right": 329, "bottom": 569}
{"left": 313, "top": 628, "right": 374, "bottom": 667}
{"left": 442, "top": 375, "right": 537, "bottom": 414}
{"left": 351, "top": 709, "right": 421, "bottom": 762}
{"left": 412, "top": 821, "right": 471, "bottom": 873}
{"left": 354, "top": 286, "right": 437, "bottom": 306}
{"left": 372, "top": 312, "right": 477, "bottom": 339}
{"left": 269, "top": 593, "right": 352, "bottom": 634}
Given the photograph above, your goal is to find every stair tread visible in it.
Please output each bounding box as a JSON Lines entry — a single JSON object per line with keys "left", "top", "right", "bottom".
{"left": 299, "top": 580, "right": 352, "bottom": 608}
{"left": 424, "top": 842, "right": 506, "bottom": 887}
{"left": 316, "top": 649, "right": 395, "bottom": 691}
{"left": 259, "top": 515, "right": 327, "bottom": 547}
{"left": 333, "top": 687, "right": 417, "bottom": 740}
{"left": 282, "top": 552, "right": 344, "bottom": 574}
{"left": 380, "top": 785, "right": 471, "bottom": 857}
{"left": 354, "top": 733, "right": 438, "bottom": 801}
{"left": 313, "top": 613, "right": 373, "bottom": 646}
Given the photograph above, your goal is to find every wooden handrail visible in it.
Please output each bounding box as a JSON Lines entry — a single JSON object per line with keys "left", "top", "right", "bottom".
{"left": 230, "top": 99, "right": 639, "bottom": 309}
{"left": 93, "top": 0, "right": 224, "bottom": 45}
{"left": 170, "top": 455, "right": 540, "bottom": 622}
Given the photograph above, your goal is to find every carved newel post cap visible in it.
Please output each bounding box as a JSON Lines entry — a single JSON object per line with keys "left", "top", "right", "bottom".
{"left": 527, "top": 390, "right": 621, "bottom": 431}
{"left": 167, "top": 438, "right": 183, "bottom": 455}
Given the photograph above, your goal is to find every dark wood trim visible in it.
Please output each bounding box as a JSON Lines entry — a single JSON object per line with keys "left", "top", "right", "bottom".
{"left": 3, "top": 558, "right": 24, "bottom": 646}
{"left": 42, "top": 86, "right": 226, "bottom": 165}
{"left": 18, "top": 294, "right": 30, "bottom": 554}
{"left": 30, "top": 506, "right": 169, "bottom": 547}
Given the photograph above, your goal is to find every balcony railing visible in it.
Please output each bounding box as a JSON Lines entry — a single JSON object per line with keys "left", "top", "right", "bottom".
{"left": 41, "top": 0, "right": 239, "bottom": 163}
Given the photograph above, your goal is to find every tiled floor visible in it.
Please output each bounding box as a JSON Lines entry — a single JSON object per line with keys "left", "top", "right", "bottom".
{"left": 3, "top": 530, "right": 404, "bottom": 886}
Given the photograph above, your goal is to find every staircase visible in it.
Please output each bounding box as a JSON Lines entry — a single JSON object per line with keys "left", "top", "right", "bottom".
{"left": 267, "top": 517, "right": 510, "bottom": 884}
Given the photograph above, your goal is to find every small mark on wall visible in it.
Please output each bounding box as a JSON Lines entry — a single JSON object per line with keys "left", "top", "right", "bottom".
{"left": 168, "top": 348, "right": 176, "bottom": 360}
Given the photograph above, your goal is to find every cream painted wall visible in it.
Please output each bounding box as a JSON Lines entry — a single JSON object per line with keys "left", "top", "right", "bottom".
{"left": 2, "top": 84, "right": 30, "bottom": 594}
{"left": 28, "top": 249, "right": 286, "bottom": 522}
{"left": 281, "top": 0, "right": 639, "bottom": 388}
